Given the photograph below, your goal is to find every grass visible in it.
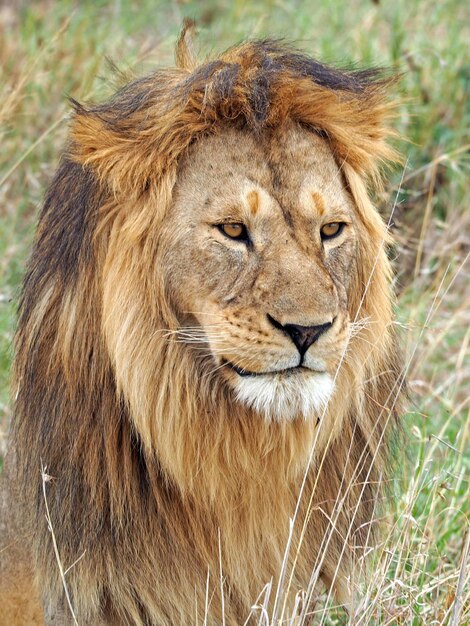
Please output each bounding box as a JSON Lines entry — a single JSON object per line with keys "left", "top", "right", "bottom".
{"left": 0, "top": 0, "right": 468, "bottom": 623}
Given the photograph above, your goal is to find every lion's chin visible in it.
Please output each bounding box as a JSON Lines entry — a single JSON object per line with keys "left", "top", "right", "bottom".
{"left": 232, "top": 370, "right": 335, "bottom": 422}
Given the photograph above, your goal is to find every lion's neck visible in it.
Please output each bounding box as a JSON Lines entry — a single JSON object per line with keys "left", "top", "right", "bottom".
{"left": 114, "top": 341, "right": 343, "bottom": 604}
{"left": 147, "top": 406, "right": 317, "bottom": 608}
{"left": 123, "top": 344, "right": 316, "bottom": 499}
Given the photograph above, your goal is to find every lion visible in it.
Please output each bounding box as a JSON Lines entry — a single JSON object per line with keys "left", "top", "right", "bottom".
{"left": 0, "top": 24, "right": 403, "bottom": 626}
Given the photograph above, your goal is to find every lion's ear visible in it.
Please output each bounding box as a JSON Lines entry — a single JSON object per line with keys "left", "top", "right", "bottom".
{"left": 292, "top": 78, "right": 402, "bottom": 187}
{"left": 68, "top": 88, "right": 188, "bottom": 195}
{"left": 69, "top": 22, "right": 199, "bottom": 194}
{"left": 175, "top": 19, "right": 198, "bottom": 71}
{"left": 69, "top": 104, "right": 123, "bottom": 192}
{"left": 68, "top": 102, "right": 151, "bottom": 195}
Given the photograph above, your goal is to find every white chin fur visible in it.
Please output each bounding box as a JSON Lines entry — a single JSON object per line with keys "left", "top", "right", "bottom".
{"left": 233, "top": 372, "right": 334, "bottom": 422}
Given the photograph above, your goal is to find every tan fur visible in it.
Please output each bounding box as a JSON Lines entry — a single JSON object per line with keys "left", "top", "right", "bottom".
{"left": 1, "top": 27, "right": 403, "bottom": 625}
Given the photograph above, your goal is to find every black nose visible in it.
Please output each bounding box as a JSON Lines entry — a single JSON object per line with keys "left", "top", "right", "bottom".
{"left": 267, "top": 315, "right": 333, "bottom": 356}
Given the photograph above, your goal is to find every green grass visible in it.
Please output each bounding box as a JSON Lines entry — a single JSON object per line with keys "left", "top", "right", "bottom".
{"left": 1, "top": 0, "right": 469, "bottom": 623}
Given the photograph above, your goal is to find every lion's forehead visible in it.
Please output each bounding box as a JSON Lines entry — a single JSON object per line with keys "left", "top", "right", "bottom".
{"left": 176, "top": 124, "right": 352, "bottom": 220}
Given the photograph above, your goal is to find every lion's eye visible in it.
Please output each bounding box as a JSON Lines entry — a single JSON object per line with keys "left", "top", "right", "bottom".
{"left": 218, "top": 223, "right": 249, "bottom": 241}
{"left": 320, "top": 222, "right": 345, "bottom": 240}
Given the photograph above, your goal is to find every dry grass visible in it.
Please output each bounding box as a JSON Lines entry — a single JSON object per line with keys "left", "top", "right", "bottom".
{"left": 0, "top": 1, "right": 468, "bottom": 623}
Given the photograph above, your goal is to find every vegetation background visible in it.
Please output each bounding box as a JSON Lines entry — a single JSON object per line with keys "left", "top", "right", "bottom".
{"left": 0, "top": 0, "right": 468, "bottom": 623}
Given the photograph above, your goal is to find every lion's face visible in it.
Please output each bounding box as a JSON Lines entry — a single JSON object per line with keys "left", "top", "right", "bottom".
{"left": 162, "top": 123, "right": 360, "bottom": 421}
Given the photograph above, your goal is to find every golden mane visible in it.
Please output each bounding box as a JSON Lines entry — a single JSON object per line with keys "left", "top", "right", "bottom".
{"left": 72, "top": 28, "right": 398, "bottom": 195}
{"left": 3, "top": 25, "right": 403, "bottom": 625}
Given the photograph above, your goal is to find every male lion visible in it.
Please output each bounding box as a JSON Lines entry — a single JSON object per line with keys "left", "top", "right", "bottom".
{"left": 0, "top": 25, "right": 403, "bottom": 626}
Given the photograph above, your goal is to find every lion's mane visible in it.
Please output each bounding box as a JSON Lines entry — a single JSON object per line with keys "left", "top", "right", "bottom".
{"left": 7, "top": 26, "right": 402, "bottom": 625}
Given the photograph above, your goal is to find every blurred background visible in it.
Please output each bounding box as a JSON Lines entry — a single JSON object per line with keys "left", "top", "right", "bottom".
{"left": 0, "top": 0, "right": 469, "bottom": 622}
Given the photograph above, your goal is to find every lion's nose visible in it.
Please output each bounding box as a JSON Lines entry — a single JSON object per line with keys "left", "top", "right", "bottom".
{"left": 267, "top": 315, "right": 334, "bottom": 356}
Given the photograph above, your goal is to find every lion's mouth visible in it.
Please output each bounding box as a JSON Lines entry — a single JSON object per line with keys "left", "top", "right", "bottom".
{"left": 223, "top": 360, "right": 321, "bottom": 378}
